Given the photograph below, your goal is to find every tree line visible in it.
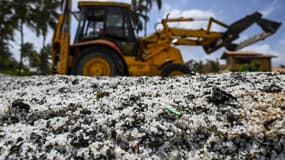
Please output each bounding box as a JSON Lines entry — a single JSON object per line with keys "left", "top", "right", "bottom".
{"left": 0, "top": 0, "right": 60, "bottom": 75}
{"left": 0, "top": 0, "right": 162, "bottom": 76}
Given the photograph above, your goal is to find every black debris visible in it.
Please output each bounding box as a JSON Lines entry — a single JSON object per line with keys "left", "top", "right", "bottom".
{"left": 263, "top": 117, "right": 278, "bottom": 130}
{"left": 263, "top": 84, "right": 283, "bottom": 93}
{"left": 208, "top": 87, "right": 237, "bottom": 104}
{"left": 96, "top": 91, "right": 110, "bottom": 100}
{"left": 11, "top": 99, "right": 30, "bottom": 113}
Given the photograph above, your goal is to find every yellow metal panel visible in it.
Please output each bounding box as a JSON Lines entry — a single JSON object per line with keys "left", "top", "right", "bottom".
{"left": 124, "top": 46, "right": 184, "bottom": 76}
{"left": 152, "top": 47, "right": 184, "bottom": 65}
{"left": 78, "top": 1, "right": 130, "bottom": 9}
{"left": 169, "top": 28, "right": 223, "bottom": 38}
{"left": 57, "top": 34, "right": 70, "bottom": 74}
{"left": 52, "top": 15, "right": 64, "bottom": 42}
{"left": 124, "top": 56, "right": 151, "bottom": 76}
{"left": 175, "top": 39, "right": 199, "bottom": 46}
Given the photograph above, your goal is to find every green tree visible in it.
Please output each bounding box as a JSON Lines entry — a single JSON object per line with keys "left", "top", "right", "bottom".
{"left": 21, "top": 42, "right": 39, "bottom": 68}
{"left": 0, "top": 0, "right": 17, "bottom": 70}
{"left": 11, "top": 0, "right": 38, "bottom": 75}
{"left": 31, "top": 0, "right": 60, "bottom": 75}
{"left": 239, "top": 61, "right": 262, "bottom": 72}
{"left": 131, "top": 0, "right": 162, "bottom": 35}
{"left": 33, "top": 0, "right": 60, "bottom": 48}
{"left": 186, "top": 60, "right": 204, "bottom": 73}
{"left": 0, "top": 45, "right": 13, "bottom": 70}
{"left": 39, "top": 44, "right": 52, "bottom": 75}
{"left": 144, "top": 0, "right": 162, "bottom": 35}
{"left": 1, "top": 0, "right": 59, "bottom": 75}
{"left": 131, "top": 0, "right": 148, "bottom": 33}
{"left": 203, "top": 59, "right": 220, "bottom": 73}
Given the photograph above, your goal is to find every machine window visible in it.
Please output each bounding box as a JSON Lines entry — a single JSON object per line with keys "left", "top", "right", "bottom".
{"left": 77, "top": 7, "right": 105, "bottom": 41}
{"left": 106, "top": 8, "right": 124, "bottom": 38}
{"left": 83, "top": 20, "right": 104, "bottom": 38}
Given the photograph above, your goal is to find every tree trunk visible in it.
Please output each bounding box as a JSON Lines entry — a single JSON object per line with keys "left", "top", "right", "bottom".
{"left": 18, "top": 21, "right": 24, "bottom": 76}
{"left": 41, "top": 33, "right": 46, "bottom": 75}
{"left": 0, "top": 38, "right": 3, "bottom": 70}
{"left": 0, "top": 0, "right": 3, "bottom": 70}
{"left": 144, "top": 10, "right": 147, "bottom": 36}
{"left": 42, "top": 32, "right": 46, "bottom": 49}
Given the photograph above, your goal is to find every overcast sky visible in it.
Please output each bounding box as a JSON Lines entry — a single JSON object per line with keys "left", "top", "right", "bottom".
{"left": 12, "top": 0, "right": 285, "bottom": 67}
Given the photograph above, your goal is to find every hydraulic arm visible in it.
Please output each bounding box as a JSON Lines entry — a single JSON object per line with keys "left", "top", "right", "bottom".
{"left": 143, "top": 12, "right": 281, "bottom": 55}
{"left": 52, "top": 0, "right": 71, "bottom": 74}
{"left": 206, "top": 12, "right": 282, "bottom": 53}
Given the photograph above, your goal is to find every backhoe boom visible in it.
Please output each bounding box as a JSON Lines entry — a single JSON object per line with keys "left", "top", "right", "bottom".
{"left": 143, "top": 12, "right": 281, "bottom": 55}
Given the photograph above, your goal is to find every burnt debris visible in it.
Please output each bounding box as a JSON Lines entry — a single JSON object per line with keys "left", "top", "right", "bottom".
{"left": 207, "top": 87, "right": 237, "bottom": 105}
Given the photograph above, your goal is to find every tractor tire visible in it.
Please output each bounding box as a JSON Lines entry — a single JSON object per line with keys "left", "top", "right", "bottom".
{"left": 161, "top": 64, "right": 191, "bottom": 77}
{"left": 72, "top": 48, "right": 124, "bottom": 76}
{"left": 111, "top": 51, "right": 126, "bottom": 76}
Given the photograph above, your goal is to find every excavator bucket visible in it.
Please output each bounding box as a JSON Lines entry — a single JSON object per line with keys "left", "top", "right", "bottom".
{"left": 203, "top": 12, "right": 281, "bottom": 54}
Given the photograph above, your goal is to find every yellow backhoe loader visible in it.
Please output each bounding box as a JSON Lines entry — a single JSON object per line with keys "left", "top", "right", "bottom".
{"left": 52, "top": 0, "right": 281, "bottom": 76}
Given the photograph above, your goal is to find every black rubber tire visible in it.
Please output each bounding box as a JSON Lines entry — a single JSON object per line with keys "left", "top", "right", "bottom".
{"left": 111, "top": 52, "right": 125, "bottom": 76}
{"left": 161, "top": 64, "right": 191, "bottom": 77}
{"left": 72, "top": 47, "right": 124, "bottom": 76}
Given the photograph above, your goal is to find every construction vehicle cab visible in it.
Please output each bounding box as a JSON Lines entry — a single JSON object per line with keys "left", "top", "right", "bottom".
{"left": 74, "top": 2, "right": 138, "bottom": 56}
{"left": 70, "top": 1, "right": 140, "bottom": 76}
{"left": 52, "top": 0, "right": 281, "bottom": 76}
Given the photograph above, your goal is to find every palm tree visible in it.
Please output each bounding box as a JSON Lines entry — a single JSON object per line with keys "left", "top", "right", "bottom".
{"left": 33, "top": 0, "right": 60, "bottom": 49}
{"left": 21, "top": 42, "right": 39, "bottom": 68}
{"left": 0, "top": 0, "right": 17, "bottom": 70}
{"left": 39, "top": 44, "right": 52, "bottom": 75}
{"left": 131, "top": 0, "right": 148, "bottom": 33}
{"left": 144, "top": 0, "right": 162, "bottom": 36}
{"left": 1, "top": 0, "right": 59, "bottom": 74}
{"left": 11, "top": 0, "right": 38, "bottom": 75}
{"left": 131, "top": 0, "right": 162, "bottom": 35}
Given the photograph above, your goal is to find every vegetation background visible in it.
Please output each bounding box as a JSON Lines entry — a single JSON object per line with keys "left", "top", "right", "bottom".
{"left": 1, "top": 0, "right": 277, "bottom": 76}
{"left": 0, "top": 0, "right": 166, "bottom": 75}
